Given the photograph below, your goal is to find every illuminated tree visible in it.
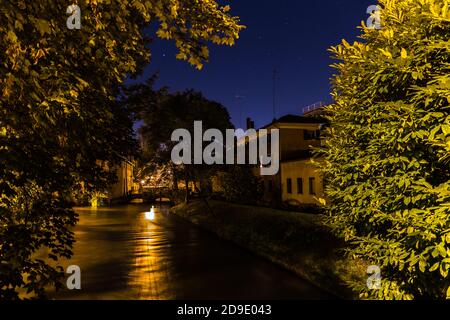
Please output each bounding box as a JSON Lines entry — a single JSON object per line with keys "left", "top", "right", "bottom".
{"left": 321, "top": 0, "right": 450, "bottom": 299}
{"left": 0, "top": 0, "right": 243, "bottom": 298}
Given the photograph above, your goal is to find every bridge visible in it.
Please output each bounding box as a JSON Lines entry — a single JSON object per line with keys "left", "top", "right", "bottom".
{"left": 129, "top": 187, "right": 174, "bottom": 205}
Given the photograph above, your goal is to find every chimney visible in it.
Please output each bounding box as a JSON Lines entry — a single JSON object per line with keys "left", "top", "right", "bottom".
{"left": 246, "top": 117, "right": 254, "bottom": 130}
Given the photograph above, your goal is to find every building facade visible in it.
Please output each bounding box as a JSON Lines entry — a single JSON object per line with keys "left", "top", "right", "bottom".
{"left": 251, "top": 111, "right": 327, "bottom": 207}
{"left": 108, "top": 157, "right": 137, "bottom": 200}
{"left": 280, "top": 158, "right": 324, "bottom": 206}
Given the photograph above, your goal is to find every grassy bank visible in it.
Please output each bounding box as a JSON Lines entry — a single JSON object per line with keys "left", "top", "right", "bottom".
{"left": 171, "top": 200, "right": 366, "bottom": 299}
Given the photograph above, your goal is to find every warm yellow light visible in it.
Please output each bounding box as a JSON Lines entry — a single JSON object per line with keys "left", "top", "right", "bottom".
{"left": 91, "top": 195, "right": 98, "bottom": 208}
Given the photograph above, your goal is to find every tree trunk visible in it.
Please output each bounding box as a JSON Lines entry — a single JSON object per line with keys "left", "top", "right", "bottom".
{"left": 170, "top": 163, "right": 179, "bottom": 191}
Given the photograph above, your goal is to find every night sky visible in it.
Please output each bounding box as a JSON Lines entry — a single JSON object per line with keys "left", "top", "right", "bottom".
{"left": 134, "top": 0, "right": 375, "bottom": 129}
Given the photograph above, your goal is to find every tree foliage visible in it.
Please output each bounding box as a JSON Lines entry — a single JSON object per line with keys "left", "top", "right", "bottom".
{"left": 220, "top": 166, "right": 263, "bottom": 205}
{"left": 320, "top": 0, "right": 450, "bottom": 299}
{"left": 0, "top": 0, "right": 243, "bottom": 298}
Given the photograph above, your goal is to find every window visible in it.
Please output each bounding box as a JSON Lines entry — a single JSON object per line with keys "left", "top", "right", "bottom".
{"left": 309, "top": 177, "right": 316, "bottom": 195}
{"left": 297, "top": 178, "right": 303, "bottom": 194}
{"left": 304, "top": 129, "right": 320, "bottom": 140}
{"left": 287, "top": 178, "right": 292, "bottom": 194}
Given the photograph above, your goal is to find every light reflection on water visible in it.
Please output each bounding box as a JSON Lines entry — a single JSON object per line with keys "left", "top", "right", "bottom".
{"left": 128, "top": 209, "right": 176, "bottom": 300}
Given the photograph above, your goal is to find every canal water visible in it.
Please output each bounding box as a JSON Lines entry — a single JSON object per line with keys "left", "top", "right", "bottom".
{"left": 50, "top": 205, "right": 334, "bottom": 300}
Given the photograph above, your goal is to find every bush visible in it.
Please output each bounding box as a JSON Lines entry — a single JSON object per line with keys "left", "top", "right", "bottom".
{"left": 320, "top": 0, "right": 450, "bottom": 299}
{"left": 220, "top": 166, "right": 263, "bottom": 205}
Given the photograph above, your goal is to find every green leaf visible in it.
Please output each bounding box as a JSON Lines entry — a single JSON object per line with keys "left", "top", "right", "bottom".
{"left": 419, "top": 260, "right": 426, "bottom": 273}
{"left": 36, "top": 19, "right": 52, "bottom": 36}
{"left": 442, "top": 125, "right": 450, "bottom": 135}
{"left": 401, "top": 48, "right": 408, "bottom": 59}
{"left": 429, "top": 262, "right": 439, "bottom": 272}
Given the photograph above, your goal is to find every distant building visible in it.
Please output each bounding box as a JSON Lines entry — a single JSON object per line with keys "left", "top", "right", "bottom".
{"left": 108, "top": 156, "right": 138, "bottom": 200}
{"left": 302, "top": 101, "right": 326, "bottom": 117}
{"left": 75, "top": 156, "right": 138, "bottom": 206}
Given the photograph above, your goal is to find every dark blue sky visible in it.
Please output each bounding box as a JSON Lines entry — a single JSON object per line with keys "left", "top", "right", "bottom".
{"left": 135, "top": 0, "right": 374, "bottom": 129}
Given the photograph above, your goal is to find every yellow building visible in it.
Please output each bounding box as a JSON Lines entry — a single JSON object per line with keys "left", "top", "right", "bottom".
{"left": 244, "top": 111, "right": 328, "bottom": 207}
{"left": 280, "top": 157, "right": 324, "bottom": 206}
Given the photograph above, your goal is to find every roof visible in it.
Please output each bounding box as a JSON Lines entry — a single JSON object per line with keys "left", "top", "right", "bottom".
{"left": 282, "top": 150, "right": 324, "bottom": 163}
{"left": 284, "top": 150, "right": 313, "bottom": 161}
{"left": 261, "top": 114, "right": 327, "bottom": 129}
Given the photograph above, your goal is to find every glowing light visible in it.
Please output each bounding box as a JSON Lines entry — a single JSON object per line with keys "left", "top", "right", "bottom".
{"left": 144, "top": 206, "right": 155, "bottom": 221}
{"left": 90, "top": 195, "right": 98, "bottom": 208}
